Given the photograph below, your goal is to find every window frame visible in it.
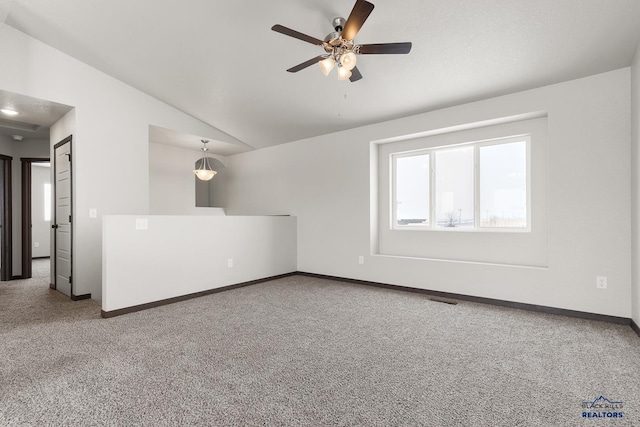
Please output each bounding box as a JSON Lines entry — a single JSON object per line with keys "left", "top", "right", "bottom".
{"left": 391, "top": 134, "right": 531, "bottom": 233}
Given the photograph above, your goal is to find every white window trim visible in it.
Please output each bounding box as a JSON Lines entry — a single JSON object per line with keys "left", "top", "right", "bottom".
{"left": 391, "top": 134, "right": 531, "bottom": 233}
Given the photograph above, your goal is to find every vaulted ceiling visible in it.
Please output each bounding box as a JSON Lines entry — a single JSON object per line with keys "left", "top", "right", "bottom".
{"left": 2, "top": 0, "right": 640, "bottom": 150}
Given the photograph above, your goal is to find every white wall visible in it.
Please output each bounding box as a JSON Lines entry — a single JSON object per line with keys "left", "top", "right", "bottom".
{"left": 102, "top": 215, "right": 297, "bottom": 312}
{"left": 631, "top": 42, "right": 640, "bottom": 326}
{"left": 50, "top": 108, "right": 75, "bottom": 145}
{"left": 0, "top": 23, "right": 247, "bottom": 299}
{"left": 0, "top": 134, "right": 13, "bottom": 154}
{"left": 149, "top": 142, "right": 226, "bottom": 215}
{"left": 31, "top": 164, "right": 50, "bottom": 258}
{"left": 226, "top": 68, "right": 632, "bottom": 318}
{"left": 195, "top": 169, "right": 228, "bottom": 208}
{"left": 208, "top": 163, "right": 228, "bottom": 208}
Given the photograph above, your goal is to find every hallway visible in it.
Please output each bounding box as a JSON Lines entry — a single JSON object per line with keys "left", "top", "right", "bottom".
{"left": 0, "top": 258, "right": 100, "bottom": 327}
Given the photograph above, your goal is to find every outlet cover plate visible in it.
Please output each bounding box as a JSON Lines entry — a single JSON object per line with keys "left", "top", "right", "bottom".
{"left": 135, "top": 218, "right": 148, "bottom": 230}
{"left": 596, "top": 276, "right": 607, "bottom": 289}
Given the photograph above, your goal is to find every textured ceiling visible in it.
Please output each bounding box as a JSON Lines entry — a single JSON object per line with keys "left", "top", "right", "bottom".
{"left": 2, "top": 0, "right": 640, "bottom": 150}
{"left": 0, "top": 89, "right": 73, "bottom": 140}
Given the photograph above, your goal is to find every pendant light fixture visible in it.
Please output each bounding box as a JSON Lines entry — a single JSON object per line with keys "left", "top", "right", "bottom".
{"left": 193, "top": 140, "right": 217, "bottom": 181}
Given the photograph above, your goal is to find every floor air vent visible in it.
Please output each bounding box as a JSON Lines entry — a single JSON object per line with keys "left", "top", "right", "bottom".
{"left": 428, "top": 297, "right": 459, "bottom": 305}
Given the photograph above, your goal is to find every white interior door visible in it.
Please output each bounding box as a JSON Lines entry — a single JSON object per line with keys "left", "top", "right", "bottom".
{"left": 54, "top": 139, "right": 72, "bottom": 296}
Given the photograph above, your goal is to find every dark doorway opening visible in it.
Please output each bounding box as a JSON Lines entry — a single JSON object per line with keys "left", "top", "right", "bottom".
{"left": 0, "top": 154, "right": 12, "bottom": 281}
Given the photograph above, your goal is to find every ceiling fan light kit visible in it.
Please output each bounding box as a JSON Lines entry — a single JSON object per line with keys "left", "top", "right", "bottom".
{"left": 271, "top": 0, "right": 412, "bottom": 83}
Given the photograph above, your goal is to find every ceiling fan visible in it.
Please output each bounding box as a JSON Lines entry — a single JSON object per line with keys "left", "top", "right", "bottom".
{"left": 271, "top": 0, "right": 412, "bottom": 82}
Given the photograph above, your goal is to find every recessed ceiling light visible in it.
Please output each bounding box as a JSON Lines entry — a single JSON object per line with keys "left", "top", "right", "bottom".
{"left": 1, "top": 108, "right": 19, "bottom": 116}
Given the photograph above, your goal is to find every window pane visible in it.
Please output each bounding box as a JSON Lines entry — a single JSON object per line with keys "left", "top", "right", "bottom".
{"left": 435, "top": 147, "right": 474, "bottom": 228}
{"left": 44, "top": 183, "right": 51, "bottom": 222}
{"left": 480, "top": 141, "right": 527, "bottom": 228}
{"left": 395, "top": 154, "right": 429, "bottom": 226}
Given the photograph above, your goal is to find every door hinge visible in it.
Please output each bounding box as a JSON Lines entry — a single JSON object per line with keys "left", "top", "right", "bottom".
{"left": 69, "top": 275, "right": 72, "bottom": 284}
{"left": 69, "top": 215, "right": 72, "bottom": 223}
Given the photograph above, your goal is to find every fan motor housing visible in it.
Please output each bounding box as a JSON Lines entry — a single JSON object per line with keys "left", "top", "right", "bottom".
{"left": 324, "top": 32, "right": 341, "bottom": 47}
{"left": 332, "top": 17, "right": 346, "bottom": 31}
{"left": 324, "top": 17, "right": 347, "bottom": 50}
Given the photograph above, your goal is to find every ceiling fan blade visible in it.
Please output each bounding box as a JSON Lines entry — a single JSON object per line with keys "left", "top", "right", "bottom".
{"left": 349, "top": 66, "right": 363, "bottom": 82}
{"left": 358, "top": 42, "right": 412, "bottom": 54}
{"left": 286, "top": 56, "right": 326, "bottom": 73}
{"left": 341, "top": 0, "right": 375, "bottom": 41}
{"left": 271, "top": 24, "right": 325, "bottom": 46}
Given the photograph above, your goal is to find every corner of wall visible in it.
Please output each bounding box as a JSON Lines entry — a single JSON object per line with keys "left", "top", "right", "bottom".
{"left": 630, "top": 40, "right": 640, "bottom": 325}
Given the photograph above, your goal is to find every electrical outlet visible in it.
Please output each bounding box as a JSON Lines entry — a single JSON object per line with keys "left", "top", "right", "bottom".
{"left": 596, "top": 276, "right": 607, "bottom": 289}
{"left": 135, "top": 218, "right": 148, "bottom": 230}
{"left": 358, "top": 255, "right": 364, "bottom": 265}
{"left": 228, "top": 259, "right": 233, "bottom": 268}
{"left": 34, "top": 241, "right": 40, "bottom": 248}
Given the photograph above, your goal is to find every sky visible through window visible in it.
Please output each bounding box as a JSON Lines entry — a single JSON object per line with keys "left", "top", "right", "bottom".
{"left": 436, "top": 146, "right": 474, "bottom": 228}
{"left": 479, "top": 141, "right": 526, "bottom": 228}
{"left": 396, "top": 154, "right": 429, "bottom": 225}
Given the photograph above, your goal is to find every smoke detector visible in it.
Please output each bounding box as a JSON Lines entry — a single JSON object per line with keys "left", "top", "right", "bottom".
{"left": 11, "top": 135, "right": 24, "bottom": 141}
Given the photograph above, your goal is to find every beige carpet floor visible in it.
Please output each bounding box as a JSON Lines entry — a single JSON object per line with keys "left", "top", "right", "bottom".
{"left": 1, "top": 261, "right": 639, "bottom": 426}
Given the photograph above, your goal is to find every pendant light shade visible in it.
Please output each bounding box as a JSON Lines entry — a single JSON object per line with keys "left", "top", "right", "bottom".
{"left": 194, "top": 158, "right": 217, "bottom": 181}
{"left": 337, "top": 65, "right": 352, "bottom": 81}
{"left": 193, "top": 140, "right": 217, "bottom": 181}
{"left": 341, "top": 51, "right": 357, "bottom": 70}
{"left": 319, "top": 57, "right": 335, "bottom": 76}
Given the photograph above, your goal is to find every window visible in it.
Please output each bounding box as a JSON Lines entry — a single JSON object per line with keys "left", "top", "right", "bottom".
{"left": 479, "top": 141, "right": 527, "bottom": 228}
{"left": 435, "top": 146, "right": 474, "bottom": 228}
{"left": 395, "top": 154, "right": 430, "bottom": 226}
{"left": 44, "top": 183, "right": 51, "bottom": 221}
{"left": 377, "top": 116, "right": 546, "bottom": 265}
{"left": 392, "top": 136, "right": 529, "bottom": 231}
